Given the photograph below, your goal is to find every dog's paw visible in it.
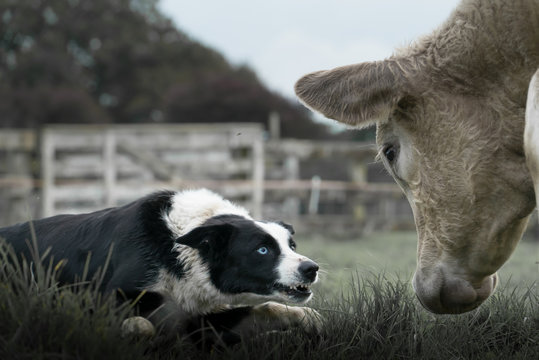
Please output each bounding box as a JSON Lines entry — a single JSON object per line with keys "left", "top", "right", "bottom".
{"left": 285, "top": 305, "right": 323, "bottom": 334}
{"left": 121, "top": 316, "right": 155, "bottom": 339}
{"left": 254, "top": 302, "right": 323, "bottom": 334}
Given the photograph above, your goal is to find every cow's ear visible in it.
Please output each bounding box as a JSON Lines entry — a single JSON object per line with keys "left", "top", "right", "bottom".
{"left": 175, "top": 224, "right": 235, "bottom": 252}
{"left": 294, "top": 60, "right": 408, "bottom": 128}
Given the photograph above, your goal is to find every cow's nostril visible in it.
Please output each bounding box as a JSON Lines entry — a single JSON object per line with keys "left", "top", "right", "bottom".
{"left": 298, "top": 260, "right": 319, "bottom": 281}
{"left": 414, "top": 270, "right": 497, "bottom": 314}
{"left": 440, "top": 278, "right": 478, "bottom": 309}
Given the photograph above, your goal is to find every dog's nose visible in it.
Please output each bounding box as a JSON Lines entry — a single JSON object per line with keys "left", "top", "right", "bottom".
{"left": 298, "top": 260, "right": 319, "bottom": 282}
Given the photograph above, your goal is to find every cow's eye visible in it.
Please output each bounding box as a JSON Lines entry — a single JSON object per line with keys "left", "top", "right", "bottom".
{"left": 383, "top": 145, "right": 397, "bottom": 163}
{"left": 257, "top": 247, "right": 268, "bottom": 255}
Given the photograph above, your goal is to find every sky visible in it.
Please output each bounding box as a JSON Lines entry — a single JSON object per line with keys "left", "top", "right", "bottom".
{"left": 158, "top": 0, "right": 461, "bottom": 125}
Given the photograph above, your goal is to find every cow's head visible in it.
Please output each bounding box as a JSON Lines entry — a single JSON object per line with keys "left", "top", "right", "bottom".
{"left": 295, "top": 37, "right": 537, "bottom": 312}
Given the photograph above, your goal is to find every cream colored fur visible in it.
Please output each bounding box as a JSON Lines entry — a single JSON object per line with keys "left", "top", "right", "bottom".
{"left": 295, "top": 0, "right": 539, "bottom": 313}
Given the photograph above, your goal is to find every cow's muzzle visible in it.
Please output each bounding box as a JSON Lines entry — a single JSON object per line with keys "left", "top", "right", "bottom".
{"left": 412, "top": 268, "right": 498, "bottom": 314}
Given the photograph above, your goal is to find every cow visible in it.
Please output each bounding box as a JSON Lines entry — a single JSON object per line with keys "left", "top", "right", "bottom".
{"left": 294, "top": 0, "right": 539, "bottom": 314}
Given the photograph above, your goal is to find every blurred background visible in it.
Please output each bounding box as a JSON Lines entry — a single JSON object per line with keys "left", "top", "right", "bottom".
{"left": 0, "top": 0, "right": 536, "bottom": 292}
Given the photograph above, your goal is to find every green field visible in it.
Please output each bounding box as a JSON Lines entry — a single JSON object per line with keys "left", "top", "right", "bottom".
{"left": 297, "top": 231, "right": 538, "bottom": 300}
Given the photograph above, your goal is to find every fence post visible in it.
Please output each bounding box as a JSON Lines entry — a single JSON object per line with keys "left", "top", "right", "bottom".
{"left": 103, "top": 128, "right": 116, "bottom": 207}
{"left": 283, "top": 155, "right": 300, "bottom": 218}
{"left": 252, "top": 136, "right": 264, "bottom": 219}
{"left": 308, "top": 175, "right": 321, "bottom": 215}
{"left": 41, "top": 128, "right": 54, "bottom": 217}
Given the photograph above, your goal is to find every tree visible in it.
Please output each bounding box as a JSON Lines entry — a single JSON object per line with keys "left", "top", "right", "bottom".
{"left": 0, "top": 0, "right": 333, "bottom": 139}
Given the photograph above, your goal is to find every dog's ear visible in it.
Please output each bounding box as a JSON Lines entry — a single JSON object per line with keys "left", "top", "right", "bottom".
{"left": 175, "top": 224, "right": 235, "bottom": 254}
{"left": 277, "top": 221, "right": 295, "bottom": 235}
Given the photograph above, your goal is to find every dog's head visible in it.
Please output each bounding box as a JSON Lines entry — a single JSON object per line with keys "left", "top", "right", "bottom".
{"left": 176, "top": 215, "right": 319, "bottom": 304}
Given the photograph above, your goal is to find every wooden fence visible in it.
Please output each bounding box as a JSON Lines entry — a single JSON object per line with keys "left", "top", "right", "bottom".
{"left": 263, "top": 139, "right": 410, "bottom": 235}
{"left": 41, "top": 124, "right": 264, "bottom": 218}
{"left": 0, "top": 125, "right": 415, "bottom": 236}
{"left": 0, "top": 130, "right": 38, "bottom": 226}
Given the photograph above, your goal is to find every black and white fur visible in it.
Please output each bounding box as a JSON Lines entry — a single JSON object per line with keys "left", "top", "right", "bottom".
{"left": 0, "top": 189, "right": 321, "bottom": 342}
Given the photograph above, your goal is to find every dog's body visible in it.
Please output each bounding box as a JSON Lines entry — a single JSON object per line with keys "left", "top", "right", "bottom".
{"left": 0, "top": 189, "right": 321, "bottom": 342}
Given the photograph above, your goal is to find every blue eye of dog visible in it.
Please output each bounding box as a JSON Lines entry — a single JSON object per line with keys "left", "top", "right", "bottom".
{"left": 257, "top": 247, "right": 268, "bottom": 255}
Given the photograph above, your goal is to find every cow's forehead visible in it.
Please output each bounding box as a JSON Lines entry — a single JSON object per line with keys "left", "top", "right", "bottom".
{"left": 376, "top": 114, "right": 419, "bottom": 144}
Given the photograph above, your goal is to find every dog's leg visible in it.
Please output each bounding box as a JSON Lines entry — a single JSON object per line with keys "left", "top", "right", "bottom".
{"left": 245, "top": 302, "right": 323, "bottom": 334}
{"left": 198, "top": 302, "right": 322, "bottom": 345}
{"left": 121, "top": 303, "right": 323, "bottom": 346}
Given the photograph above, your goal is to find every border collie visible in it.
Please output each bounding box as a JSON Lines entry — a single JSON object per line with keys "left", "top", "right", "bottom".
{"left": 0, "top": 189, "right": 321, "bottom": 342}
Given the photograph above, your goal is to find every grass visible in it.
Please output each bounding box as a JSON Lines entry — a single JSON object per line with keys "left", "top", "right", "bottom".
{"left": 297, "top": 231, "right": 539, "bottom": 298}
{"left": 0, "top": 237, "right": 146, "bottom": 359}
{"left": 0, "top": 233, "right": 537, "bottom": 359}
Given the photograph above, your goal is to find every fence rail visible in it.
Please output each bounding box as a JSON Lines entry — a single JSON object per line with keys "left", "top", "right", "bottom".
{"left": 0, "top": 125, "right": 415, "bottom": 236}
{"left": 40, "top": 124, "right": 264, "bottom": 218}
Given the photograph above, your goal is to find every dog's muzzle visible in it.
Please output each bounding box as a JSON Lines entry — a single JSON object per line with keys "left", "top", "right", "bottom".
{"left": 273, "top": 259, "right": 319, "bottom": 303}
